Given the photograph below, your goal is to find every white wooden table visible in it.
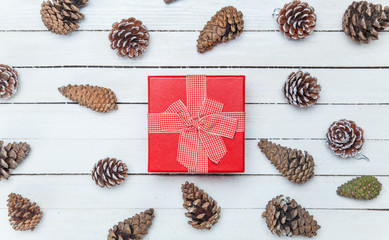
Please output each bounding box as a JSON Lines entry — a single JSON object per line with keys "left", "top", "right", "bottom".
{"left": 1, "top": 0, "right": 389, "bottom": 239}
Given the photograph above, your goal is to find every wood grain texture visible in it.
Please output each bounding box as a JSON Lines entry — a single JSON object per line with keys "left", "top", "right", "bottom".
{"left": 3, "top": 68, "right": 389, "bottom": 104}
{"left": 3, "top": 31, "right": 389, "bottom": 67}
{"left": 0, "top": 0, "right": 388, "bottom": 239}
{"left": 1, "top": 0, "right": 389, "bottom": 31}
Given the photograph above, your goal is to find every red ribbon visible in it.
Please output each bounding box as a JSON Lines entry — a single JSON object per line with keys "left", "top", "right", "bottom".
{"left": 148, "top": 75, "right": 245, "bottom": 173}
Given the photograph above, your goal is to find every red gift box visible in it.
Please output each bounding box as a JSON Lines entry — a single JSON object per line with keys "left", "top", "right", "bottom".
{"left": 148, "top": 75, "right": 245, "bottom": 173}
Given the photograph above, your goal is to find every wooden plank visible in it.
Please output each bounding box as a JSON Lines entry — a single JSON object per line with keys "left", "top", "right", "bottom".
{"left": 5, "top": 139, "right": 389, "bottom": 175}
{"left": 4, "top": 68, "right": 389, "bottom": 104}
{"left": 2, "top": 0, "right": 388, "bottom": 31}
{"left": 2, "top": 31, "right": 389, "bottom": 67}
{"left": 0, "top": 208, "right": 387, "bottom": 240}
{"left": 1, "top": 175, "right": 388, "bottom": 209}
{"left": 0, "top": 104, "right": 387, "bottom": 139}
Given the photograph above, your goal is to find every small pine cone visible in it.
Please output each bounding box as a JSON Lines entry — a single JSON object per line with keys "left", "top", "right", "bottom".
{"left": 164, "top": 0, "right": 177, "bottom": 3}
{"left": 0, "top": 64, "right": 19, "bottom": 99}
{"left": 197, "top": 6, "right": 244, "bottom": 53}
{"left": 326, "top": 119, "right": 364, "bottom": 158}
{"left": 182, "top": 181, "right": 221, "bottom": 230}
{"left": 109, "top": 18, "right": 150, "bottom": 58}
{"left": 8, "top": 193, "right": 43, "bottom": 231}
{"left": 91, "top": 158, "right": 128, "bottom": 188}
{"left": 107, "top": 209, "right": 155, "bottom": 240}
{"left": 258, "top": 139, "right": 314, "bottom": 184}
{"left": 0, "top": 141, "right": 31, "bottom": 181}
{"left": 58, "top": 84, "right": 118, "bottom": 113}
{"left": 343, "top": 1, "right": 389, "bottom": 44}
{"left": 284, "top": 71, "right": 321, "bottom": 107}
{"left": 40, "top": 0, "right": 89, "bottom": 35}
{"left": 337, "top": 176, "right": 382, "bottom": 200}
{"left": 277, "top": 1, "right": 317, "bottom": 40}
{"left": 262, "top": 195, "right": 321, "bottom": 237}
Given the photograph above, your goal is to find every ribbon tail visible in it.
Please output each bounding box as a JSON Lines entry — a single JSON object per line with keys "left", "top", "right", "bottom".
{"left": 199, "top": 132, "right": 227, "bottom": 164}
{"left": 177, "top": 128, "right": 208, "bottom": 173}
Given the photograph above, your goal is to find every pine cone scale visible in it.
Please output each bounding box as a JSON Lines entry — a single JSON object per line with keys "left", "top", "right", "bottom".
{"left": 8, "top": 193, "right": 43, "bottom": 231}
{"left": 182, "top": 181, "right": 220, "bottom": 230}
{"left": 258, "top": 139, "right": 314, "bottom": 184}
{"left": 92, "top": 158, "right": 128, "bottom": 188}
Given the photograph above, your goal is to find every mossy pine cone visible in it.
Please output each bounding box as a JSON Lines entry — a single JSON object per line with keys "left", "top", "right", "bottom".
{"left": 0, "top": 64, "right": 18, "bottom": 99}
{"left": 197, "top": 6, "right": 244, "bottom": 53}
{"left": 109, "top": 18, "right": 150, "bottom": 58}
{"left": 107, "top": 209, "right": 155, "bottom": 240}
{"left": 40, "top": 0, "right": 89, "bottom": 35}
{"left": 277, "top": 1, "right": 317, "bottom": 40}
{"left": 0, "top": 141, "right": 31, "bottom": 181}
{"left": 8, "top": 193, "right": 43, "bottom": 231}
{"left": 326, "top": 119, "right": 364, "bottom": 158}
{"left": 182, "top": 181, "right": 221, "bottom": 230}
{"left": 343, "top": 1, "right": 389, "bottom": 44}
{"left": 262, "top": 195, "right": 321, "bottom": 237}
{"left": 258, "top": 139, "right": 315, "bottom": 184}
{"left": 284, "top": 71, "right": 321, "bottom": 107}
{"left": 91, "top": 158, "right": 128, "bottom": 188}
{"left": 337, "top": 176, "right": 382, "bottom": 200}
{"left": 58, "top": 84, "right": 118, "bottom": 113}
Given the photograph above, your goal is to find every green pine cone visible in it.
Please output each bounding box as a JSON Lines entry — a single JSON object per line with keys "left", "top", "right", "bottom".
{"left": 337, "top": 176, "right": 382, "bottom": 200}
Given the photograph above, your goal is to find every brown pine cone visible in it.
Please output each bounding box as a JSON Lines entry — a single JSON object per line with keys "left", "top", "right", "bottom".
{"left": 284, "top": 71, "right": 321, "bottom": 107}
{"left": 258, "top": 139, "right": 314, "bottom": 184}
{"left": 343, "top": 1, "right": 389, "bottom": 44}
{"left": 182, "top": 181, "right": 221, "bottom": 230}
{"left": 262, "top": 195, "right": 321, "bottom": 237}
{"left": 164, "top": 0, "right": 177, "bottom": 3}
{"left": 0, "top": 64, "right": 18, "bottom": 99}
{"left": 58, "top": 84, "right": 118, "bottom": 113}
{"left": 197, "top": 6, "right": 244, "bottom": 53}
{"left": 92, "top": 158, "right": 128, "bottom": 188}
{"left": 8, "top": 193, "right": 43, "bottom": 231}
{"left": 107, "top": 209, "right": 155, "bottom": 240}
{"left": 109, "top": 18, "right": 150, "bottom": 58}
{"left": 326, "top": 119, "right": 364, "bottom": 158}
{"left": 0, "top": 141, "right": 31, "bottom": 181}
{"left": 277, "top": 1, "right": 317, "bottom": 40}
{"left": 40, "top": 0, "right": 89, "bottom": 35}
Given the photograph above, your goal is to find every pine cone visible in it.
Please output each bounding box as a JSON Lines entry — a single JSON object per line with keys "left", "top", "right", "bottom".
{"left": 343, "top": 1, "right": 389, "bottom": 44}
{"left": 107, "top": 209, "right": 155, "bottom": 240}
{"left": 1, "top": 141, "right": 31, "bottom": 181}
{"left": 262, "top": 195, "right": 321, "bottom": 237}
{"left": 258, "top": 139, "right": 314, "bottom": 184}
{"left": 91, "top": 158, "right": 128, "bottom": 188}
{"left": 164, "top": 0, "right": 177, "bottom": 3}
{"left": 284, "top": 71, "right": 321, "bottom": 107}
{"left": 0, "top": 64, "right": 18, "bottom": 99}
{"left": 277, "top": 1, "right": 317, "bottom": 40}
{"left": 337, "top": 176, "right": 382, "bottom": 200}
{"left": 8, "top": 193, "right": 43, "bottom": 231}
{"left": 40, "top": 0, "right": 89, "bottom": 35}
{"left": 109, "top": 18, "right": 150, "bottom": 58}
{"left": 58, "top": 84, "right": 118, "bottom": 113}
{"left": 326, "top": 119, "right": 364, "bottom": 158}
{"left": 197, "top": 6, "right": 244, "bottom": 53}
{"left": 181, "top": 181, "right": 221, "bottom": 230}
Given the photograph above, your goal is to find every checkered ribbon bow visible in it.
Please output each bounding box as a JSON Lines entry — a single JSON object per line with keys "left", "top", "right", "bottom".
{"left": 148, "top": 75, "right": 245, "bottom": 172}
